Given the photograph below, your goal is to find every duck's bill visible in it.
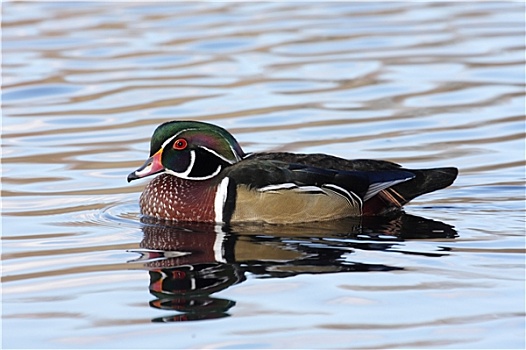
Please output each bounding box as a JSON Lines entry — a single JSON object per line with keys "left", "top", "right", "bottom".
{"left": 127, "top": 150, "right": 164, "bottom": 182}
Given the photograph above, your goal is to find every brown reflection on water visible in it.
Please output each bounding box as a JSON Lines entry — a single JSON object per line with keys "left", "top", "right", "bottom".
{"left": 133, "top": 213, "right": 457, "bottom": 322}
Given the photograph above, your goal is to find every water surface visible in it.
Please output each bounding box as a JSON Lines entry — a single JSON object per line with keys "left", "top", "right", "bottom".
{"left": 2, "top": 2, "right": 525, "bottom": 349}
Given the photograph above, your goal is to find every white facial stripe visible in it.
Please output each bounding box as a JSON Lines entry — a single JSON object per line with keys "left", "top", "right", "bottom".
{"left": 161, "top": 129, "right": 240, "bottom": 164}
{"left": 159, "top": 127, "right": 238, "bottom": 181}
{"left": 186, "top": 164, "right": 222, "bottom": 181}
{"left": 165, "top": 149, "right": 196, "bottom": 178}
{"left": 182, "top": 149, "right": 196, "bottom": 177}
{"left": 199, "top": 145, "right": 235, "bottom": 165}
{"left": 165, "top": 149, "right": 222, "bottom": 181}
{"left": 214, "top": 176, "right": 230, "bottom": 223}
{"left": 160, "top": 127, "right": 199, "bottom": 150}
{"left": 230, "top": 144, "right": 242, "bottom": 162}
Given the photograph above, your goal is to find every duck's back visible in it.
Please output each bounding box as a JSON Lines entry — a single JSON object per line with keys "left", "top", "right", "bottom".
{"left": 245, "top": 152, "right": 458, "bottom": 215}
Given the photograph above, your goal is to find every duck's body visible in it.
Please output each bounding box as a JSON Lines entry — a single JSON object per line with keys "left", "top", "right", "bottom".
{"left": 128, "top": 121, "right": 458, "bottom": 224}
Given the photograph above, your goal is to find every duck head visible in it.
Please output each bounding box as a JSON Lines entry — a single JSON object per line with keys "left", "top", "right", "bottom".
{"left": 127, "top": 121, "right": 245, "bottom": 182}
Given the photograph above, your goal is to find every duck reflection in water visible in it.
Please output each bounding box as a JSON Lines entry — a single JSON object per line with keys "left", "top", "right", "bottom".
{"left": 130, "top": 213, "right": 458, "bottom": 322}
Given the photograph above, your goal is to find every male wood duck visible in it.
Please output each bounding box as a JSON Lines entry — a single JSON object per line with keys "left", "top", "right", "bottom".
{"left": 128, "top": 121, "right": 458, "bottom": 224}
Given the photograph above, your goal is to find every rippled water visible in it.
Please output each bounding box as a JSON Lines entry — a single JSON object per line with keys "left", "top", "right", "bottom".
{"left": 2, "top": 2, "right": 525, "bottom": 349}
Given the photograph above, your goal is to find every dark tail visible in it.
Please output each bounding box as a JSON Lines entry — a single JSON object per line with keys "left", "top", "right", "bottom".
{"left": 363, "top": 167, "right": 458, "bottom": 215}
{"left": 389, "top": 167, "right": 458, "bottom": 204}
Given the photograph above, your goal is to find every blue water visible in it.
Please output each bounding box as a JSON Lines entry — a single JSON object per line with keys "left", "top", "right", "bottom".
{"left": 2, "top": 2, "right": 525, "bottom": 349}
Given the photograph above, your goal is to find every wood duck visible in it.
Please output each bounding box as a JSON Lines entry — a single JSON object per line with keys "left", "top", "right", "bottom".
{"left": 128, "top": 121, "right": 458, "bottom": 224}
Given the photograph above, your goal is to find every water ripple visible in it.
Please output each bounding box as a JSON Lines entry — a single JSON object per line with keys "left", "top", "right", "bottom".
{"left": 2, "top": 2, "right": 524, "bottom": 349}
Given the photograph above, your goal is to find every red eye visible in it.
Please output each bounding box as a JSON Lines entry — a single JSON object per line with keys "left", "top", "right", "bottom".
{"left": 173, "top": 138, "right": 188, "bottom": 150}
